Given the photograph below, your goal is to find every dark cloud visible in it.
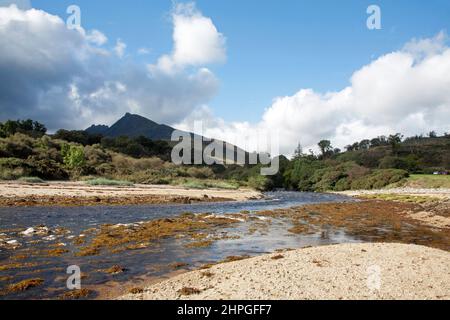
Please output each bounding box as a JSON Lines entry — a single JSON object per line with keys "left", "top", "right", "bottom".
{"left": 0, "top": 6, "right": 219, "bottom": 130}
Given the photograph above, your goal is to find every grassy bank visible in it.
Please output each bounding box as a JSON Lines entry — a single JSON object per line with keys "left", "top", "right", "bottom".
{"left": 402, "top": 174, "right": 450, "bottom": 189}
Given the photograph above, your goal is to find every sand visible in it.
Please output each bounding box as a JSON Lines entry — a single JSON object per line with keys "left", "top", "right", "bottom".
{"left": 337, "top": 187, "right": 450, "bottom": 200}
{"left": 335, "top": 188, "right": 450, "bottom": 229}
{"left": 0, "top": 181, "right": 262, "bottom": 206}
{"left": 120, "top": 243, "right": 450, "bottom": 300}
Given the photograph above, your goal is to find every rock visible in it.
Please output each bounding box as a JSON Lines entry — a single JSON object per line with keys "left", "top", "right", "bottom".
{"left": 36, "top": 226, "right": 50, "bottom": 235}
{"left": 6, "top": 240, "right": 21, "bottom": 247}
{"left": 43, "top": 235, "right": 57, "bottom": 241}
{"left": 21, "top": 227, "right": 36, "bottom": 236}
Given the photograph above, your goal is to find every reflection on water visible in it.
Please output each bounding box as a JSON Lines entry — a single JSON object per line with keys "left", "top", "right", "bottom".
{"left": 0, "top": 192, "right": 357, "bottom": 299}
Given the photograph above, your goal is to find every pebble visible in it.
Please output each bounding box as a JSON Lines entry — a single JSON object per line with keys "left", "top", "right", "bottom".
{"left": 21, "top": 227, "right": 36, "bottom": 236}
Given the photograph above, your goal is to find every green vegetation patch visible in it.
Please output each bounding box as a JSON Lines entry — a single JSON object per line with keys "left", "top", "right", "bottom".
{"left": 404, "top": 174, "right": 450, "bottom": 189}
{"left": 359, "top": 194, "right": 442, "bottom": 204}
{"left": 18, "top": 176, "right": 45, "bottom": 184}
{"left": 85, "top": 178, "right": 134, "bottom": 187}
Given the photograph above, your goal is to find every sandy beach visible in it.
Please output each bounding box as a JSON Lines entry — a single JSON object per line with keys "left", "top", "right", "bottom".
{"left": 120, "top": 243, "right": 450, "bottom": 300}
{"left": 335, "top": 188, "right": 450, "bottom": 229}
{"left": 0, "top": 181, "right": 262, "bottom": 207}
{"left": 336, "top": 187, "right": 450, "bottom": 200}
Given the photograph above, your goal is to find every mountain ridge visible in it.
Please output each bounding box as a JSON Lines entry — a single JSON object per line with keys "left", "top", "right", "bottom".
{"left": 85, "top": 113, "right": 177, "bottom": 140}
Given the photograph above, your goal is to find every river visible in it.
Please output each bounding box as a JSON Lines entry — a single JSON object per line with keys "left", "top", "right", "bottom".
{"left": 0, "top": 192, "right": 357, "bottom": 299}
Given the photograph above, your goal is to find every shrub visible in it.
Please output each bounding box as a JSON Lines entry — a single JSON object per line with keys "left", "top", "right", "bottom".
{"left": 185, "top": 166, "right": 215, "bottom": 179}
{"left": 61, "top": 144, "right": 86, "bottom": 169}
{"left": 350, "top": 169, "right": 408, "bottom": 190}
{"left": 18, "top": 177, "right": 45, "bottom": 184}
{"left": 247, "top": 175, "right": 272, "bottom": 191}
{"left": 181, "top": 179, "right": 239, "bottom": 190}
{"left": 0, "top": 158, "right": 32, "bottom": 180}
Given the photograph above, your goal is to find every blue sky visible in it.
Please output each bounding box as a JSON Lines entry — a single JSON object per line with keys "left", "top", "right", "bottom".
{"left": 31, "top": 0, "right": 450, "bottom": 123}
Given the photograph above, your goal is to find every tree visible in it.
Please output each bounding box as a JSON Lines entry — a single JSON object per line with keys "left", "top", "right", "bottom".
{"left": 370, "top": 136, "right": 388, "bottom": 148}
{"left": 388, "top": 133, "right": 403, "bottom": 154}
{"left": 61, "top": 144, "right": 86, "bottom": 170}
{"left": 428, "top": 131, "right": 437, "bottom": 138}
{"left": 333, "top": 148, "right": 341, "bottom": 155}
{"left": 293, "top": 143, "right": 304, "bottom": 159}
{"left": 345, "top": 145, "right": 354, "bottom": 152}
{"left": 0, "top": 119, "right": 46, "bottom": 138}
{"left": 54, "top": 130, "right": 102, "bottom": 146}
{"left": 318, "top": 140, "right": 333, "bottom": 158}
{"left": 359, "top": 139, "right": 370, "bottom": 150}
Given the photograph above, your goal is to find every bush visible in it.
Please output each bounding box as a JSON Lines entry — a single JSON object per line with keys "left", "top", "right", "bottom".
{"left": 18, "top": 177, "right": 45, "bottom": 184}
{"left": 0, "top": 158, "right": 32, "bottom": 180}
{"left": 61, "top": 144, "right": 86, "bottom": 170}
{"left": 247, "top": 175, "right": 272, "bottom": 191}
{"left": 350, "top": 169, "right": 409, "bottom": 190}
{"left": 185, "top": 166, "right": 215, "bottom": 179}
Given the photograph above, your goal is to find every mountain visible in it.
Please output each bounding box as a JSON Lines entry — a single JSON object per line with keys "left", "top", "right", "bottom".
{"left": 86, "top": 113, "right": 176, "bottom": 140}
{"left": 85, "top": 113, "right": 251, "bottom": 164}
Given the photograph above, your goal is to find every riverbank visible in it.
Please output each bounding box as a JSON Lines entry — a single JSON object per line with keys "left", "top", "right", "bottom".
{"left": 335, "top": 188, "right": 450, "bottom": 229}
{"left": 336, "top": 187, "right": 450, "bottom": 200}
{"left": 1, "top": 192, "right": 449, "bottom": 300}
{"left": 0, "top": 181, "right": 262, "bottom": 207}
{"left": 120, "top": 243, "right": 450, "bottom": 300}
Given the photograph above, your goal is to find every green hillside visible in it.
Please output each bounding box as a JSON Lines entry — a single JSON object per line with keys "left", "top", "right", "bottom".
{"left": 1, "top": 118, "right": 449, "bottom": 191}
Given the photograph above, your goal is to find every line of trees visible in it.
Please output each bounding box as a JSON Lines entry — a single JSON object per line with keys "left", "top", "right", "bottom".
{"left": 0, "top": 119, "right": 47, "bottom": 138}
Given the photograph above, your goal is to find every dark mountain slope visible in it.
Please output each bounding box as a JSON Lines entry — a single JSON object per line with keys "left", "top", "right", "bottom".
{"left": 86, "top": 113, "right": 176, "bottom": 140}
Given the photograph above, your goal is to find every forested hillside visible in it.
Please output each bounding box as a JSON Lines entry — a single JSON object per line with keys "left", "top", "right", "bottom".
{"left": 1, "top": 119, "right": 449, "bottom": 191}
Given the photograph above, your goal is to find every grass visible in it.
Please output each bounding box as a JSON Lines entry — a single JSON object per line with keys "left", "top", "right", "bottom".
{"left": 85, "top": 178, "right": 134, "bottom": 187}
{"left": 403, "top": 174, "right": 450, "bottom": 189}
{"left": 18, "top": 177, "right": 45, "bottom": 184}
{"left": 181, "top": 179, "right": 240, "bottom": 190}
{"left": 359, "top": 194, "right": 441, "bottom": 204}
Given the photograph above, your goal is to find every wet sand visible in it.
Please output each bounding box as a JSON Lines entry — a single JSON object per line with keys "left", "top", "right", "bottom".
{"left": 120, "top": 243, "right": 450, "bottom": 300}
{"left": 335, "top": 188, "right": 450, "bottom": 229}
{"left": 0, "top": 181, "right": 262, "bottom": 207}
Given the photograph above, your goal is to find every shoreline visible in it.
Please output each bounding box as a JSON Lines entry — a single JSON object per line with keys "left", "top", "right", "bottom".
{"left": 120, "top": 243, "right": 450, "bottom": 300}
{"left": 0, "top": 181, "right": 263, "bottom": 207}
{"left": 335, "top": 187, "right": 450, "bottom": 229}
{"left": 1, "top": 187, "right": 449, "bottom": 300}
{"left": 335, "top": 187, "right": 450, "bottom": 200}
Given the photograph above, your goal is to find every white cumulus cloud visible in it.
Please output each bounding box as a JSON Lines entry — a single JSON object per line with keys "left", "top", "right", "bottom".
{"left": 114, "top": 38, "right": 127, "bottom": 58}
{"left": 150, "top": 2, "right": 226, "bottom": 74}
{"left": 86, "top": 29, "right": 108, "bottom": 46}
{"left": 175, "top": 32, "right": 450, "bottom": 156}
{"left": 0, "top": 1, "right": 30, "bottom": 10}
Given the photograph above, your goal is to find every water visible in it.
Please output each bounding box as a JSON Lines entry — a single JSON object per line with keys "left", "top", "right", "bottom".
{"left": 0, "top": 192, "right": 356, "bottom": 299}
{"left": 0, "top": 192, "right": 351, "bottom": 233}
